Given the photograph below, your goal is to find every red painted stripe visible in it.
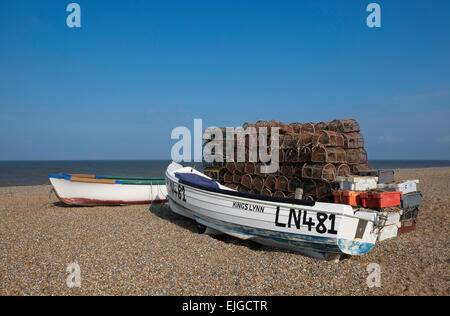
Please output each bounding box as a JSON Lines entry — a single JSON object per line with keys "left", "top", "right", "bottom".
{"left": 55, "top": 194, "right": 167, "bottom": 206}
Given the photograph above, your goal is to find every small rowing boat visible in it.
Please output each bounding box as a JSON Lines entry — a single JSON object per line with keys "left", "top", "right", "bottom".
{"left": 166, "top": 162, "right": 393, "bottom": 260}
{"left": 49, "top": 173, "right": 168, "bottom": 206}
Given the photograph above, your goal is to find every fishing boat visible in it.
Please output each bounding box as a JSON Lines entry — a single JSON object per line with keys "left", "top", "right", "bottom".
{"left": 165, "top": 162, "right": 393, "bottom": 260}
{"left": 49, "top": 173, "right": 168, "bottom": 206}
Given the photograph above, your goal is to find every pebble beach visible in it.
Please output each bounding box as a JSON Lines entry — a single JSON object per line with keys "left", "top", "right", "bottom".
{"left": 0, "top": 167, "right": 448, "bottom": 296}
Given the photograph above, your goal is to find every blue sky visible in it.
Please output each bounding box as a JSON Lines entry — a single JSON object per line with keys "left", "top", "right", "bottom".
{"left": 0, "top": 0, "right": 449, "bottom": 160}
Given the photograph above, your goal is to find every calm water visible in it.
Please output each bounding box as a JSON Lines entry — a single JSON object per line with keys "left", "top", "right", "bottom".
{"left": 0, "top": 160, "right": 450, "bottom": 187}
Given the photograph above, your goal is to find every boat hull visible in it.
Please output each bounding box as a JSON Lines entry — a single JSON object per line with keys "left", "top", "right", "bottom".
{"left": 50, "top": 178, "right": 168, "bottom": 206}
{"left": 165, "top": 162, "right": 379, "bottom": 258}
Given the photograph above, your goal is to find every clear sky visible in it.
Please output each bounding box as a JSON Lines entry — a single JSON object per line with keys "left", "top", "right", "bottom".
{"left": 1, "top": 0, "right": 449, "bottom": 160}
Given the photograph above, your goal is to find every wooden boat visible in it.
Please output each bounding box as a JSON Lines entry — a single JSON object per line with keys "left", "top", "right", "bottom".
{"left": 49, "top": 173, "right": 167, "bottom": 206}
{"left": 165, "top": 162, "right": 392, "bottom": 260}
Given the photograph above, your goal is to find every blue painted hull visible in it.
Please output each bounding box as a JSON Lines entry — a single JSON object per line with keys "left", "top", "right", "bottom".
{"left": 170, "top": 198, "right": 375, "bottom": 257}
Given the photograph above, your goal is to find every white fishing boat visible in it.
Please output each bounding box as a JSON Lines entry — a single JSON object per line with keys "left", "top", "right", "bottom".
{"left": 166, "top": 162, "right": 394, "bottom": 260}
{"left": 49, "top": 173, "right": 168, "bottom": 206}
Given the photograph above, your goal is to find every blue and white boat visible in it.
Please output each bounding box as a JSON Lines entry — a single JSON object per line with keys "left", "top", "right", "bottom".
{"left": 165, "top": 162, "right": 392, "bottom": 261}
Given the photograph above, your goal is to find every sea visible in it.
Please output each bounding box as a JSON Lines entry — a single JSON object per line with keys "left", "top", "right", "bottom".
{"left": 0, "top": 160, "right": 450, "bottom": 187}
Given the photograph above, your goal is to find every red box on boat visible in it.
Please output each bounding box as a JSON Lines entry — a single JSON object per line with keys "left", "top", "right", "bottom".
{"left": 360, "top": 191, "right": 402, "bottom": 208}
{"left": 332, "top": 190, "right": 363, "bottom": 206}
{"left": 398, "top": 219, "right": 418, "bottom": 235}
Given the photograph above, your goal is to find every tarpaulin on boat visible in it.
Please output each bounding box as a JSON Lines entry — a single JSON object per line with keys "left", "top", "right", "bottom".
{"left": 175, "top": 173, "right": 220, "bottom": 190}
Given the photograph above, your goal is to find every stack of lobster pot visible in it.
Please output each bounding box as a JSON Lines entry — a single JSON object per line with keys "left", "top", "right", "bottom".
{"left": 202, "top": 119, "right": 371, "bottom": 202}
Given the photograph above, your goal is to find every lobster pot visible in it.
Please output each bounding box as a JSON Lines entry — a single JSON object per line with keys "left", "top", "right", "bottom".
{"left": 302, "top": 179, "right": 317, "bottom": 197}
{"left": 237, "top": 185, "right": 251, "bottom": 194}
{"left": 273, "top": 191, "right": 286, "bottom": 198}
{"left": 299, "top": 147, "right": 312, "bottom": 162}
{"left": 327, "top": 119, "right": 360, "bottom": 133}
{"left": 275, "top": 176, "right": 289, "bottom": 191}
{"left": 280, "top": 164, "right": 293, "bottom": 177}
{"left": 280, "top": 133, "right": 300, "bottom": 149}
{"left": 343, "top": 133, "right": 365, "bottom": 149}
{"left": 240, "top": 174, "right": 254, "bottom": 189}
{"left": 232, "top": 171, "right": 242, "bottom": 184}
{"left": 234, "top": 162, "right": 245, "bottom": 174}
{"left": 335, "top": 164, "right": 351, "bottom": 177}
{"left": 226, "top": 162, "right": 236, "bottom": 173}
{"left": 225, "top": 183, "right": 239, "bottom": 190}
{"left": 312, "top": 147, "right": 347, "bottom": 163}
{"left": 313, "top": 131, "right": 345, "bottom": 147}
{"left": 290, "top": 122, "right": 314, "bottom": 135}
{"left": 314, "top": 122, "right": 329, "bottom": 131}
{"left": 316, "top": 181, "right": 332, "bottom": 199}
{"left": 244, "top": 162, "right": 256, "bottom": 174}
{"left": 224, "top": 171, "right": 234, "bottom": 183}
{"left": 285, "top": 148, "right": 299, "bottom": 162}
{"left": 292, "top": 163, "right": 304, "bottom": 178}
{"left": 351, "top": 164, "right": 372, "bottom": 174}
{"left": 264, "top": 175, "right": 277, "bottom": 191}
{"left": 261, "top": 188, "right": 273, "bottom": 197}
{"left": 288, "top": 178, "right": 302, "bottom": 193}
{"left": 302, "top": 163, "right": 336, "bottom": 181}
{"left": 346, "top": 148, "right": 368, "bottom": 164}
{"left": 253, "top": 176, "right": 265, "bottom": 192}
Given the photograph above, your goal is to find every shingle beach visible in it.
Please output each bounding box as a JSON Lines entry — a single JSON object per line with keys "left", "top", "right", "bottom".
{"left": 1, "top": 168, "right": 448, "bottom": 296}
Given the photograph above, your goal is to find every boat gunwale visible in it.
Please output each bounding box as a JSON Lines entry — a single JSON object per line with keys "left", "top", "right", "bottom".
{"left": 167, "top": 170, "right": 380, "bottom": 224}
{"left": 48, "top": 174, "right": 166, "bottom": 185}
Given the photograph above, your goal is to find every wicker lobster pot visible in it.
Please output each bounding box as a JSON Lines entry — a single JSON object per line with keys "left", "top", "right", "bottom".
{"left": 244, "top": 162, "right": 256, "bottom": 174}
{"left": 288, "top": 178, "right": 302, "bottom": 193}
{"left": 343, "top": 132, "right": 364, "bottom": 149}
{"left": 223, "top": 171, "right": 234, "bottom": 183}
{"left": 226, "top": 162, "right": 236, "bottom": 173}
{"left": 275, "top": 176, "right": 289, "bottom": 192}
{"left": 302, "top": 163, "right": 337, "bottom": 182}
{"left": 299, "top": 147, "right": 312, "bottom": 162}
{"left": 314, "top": 121, "right": 329, "bottom": 131}
{"left": 264, "top": 175, "right": 277, "bottom": 191}
{"left": 253, "top": 176, "right": 265, "bottom": 192}
{"left": 225, "top": 183, "right": 239, "bottom": 190}
{"left": 350, "top": 164, "right": 372, "bottom": 174}
{"left": 237, "top": 185, "right": 251, "bottom": 193}
{"left": 285, "top": 148, "right": 299, "bottom": 162}
{"left": 327, "top": 119, "right": 360, "bottom": 133}
{"left": 280, "top": 133, "right": 300, "bottom": 149}
{"left": 346, "top": 148, "right": 368, "bottom": 164}
{"left": 273, "top": 191, "right": 286, "bottom": 198}
{"left": 280, "top": 164, "right": 294, "bottom": 177}
{"left": 293, "top": 163, "right": 304, "bottom": 177}
{"left": 240, "top": 174, "right": 254, "bottom": 189}
{"left": 232, "top": 171, "right": 242, "bottom": 184}
{"left": 302, "top": 179, "right": 317, "bottom": 197}
{"left": 316, "top": 181, "right": 333, "bottom": 199}
{"left": 261, "top": 188, "right": 273, "bottom": 197}
{"left": 335, "top": 164, "right": 351, "bottom": 177}
{"left": 231, "top": 162, "right": 244, "bottom": 174}
{"left": 313, "top": 130, "right": 345, "bottom": 147}
{"left": 311, "top": 146, "right": 347, "bottom": 163}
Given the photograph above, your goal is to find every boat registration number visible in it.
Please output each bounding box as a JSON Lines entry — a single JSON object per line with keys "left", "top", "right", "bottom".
{"left": 275, "top": 207, "right": 338, "bottom": 235}
{"left": 168, "top": 180, "right": 186, "bottom": 202}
